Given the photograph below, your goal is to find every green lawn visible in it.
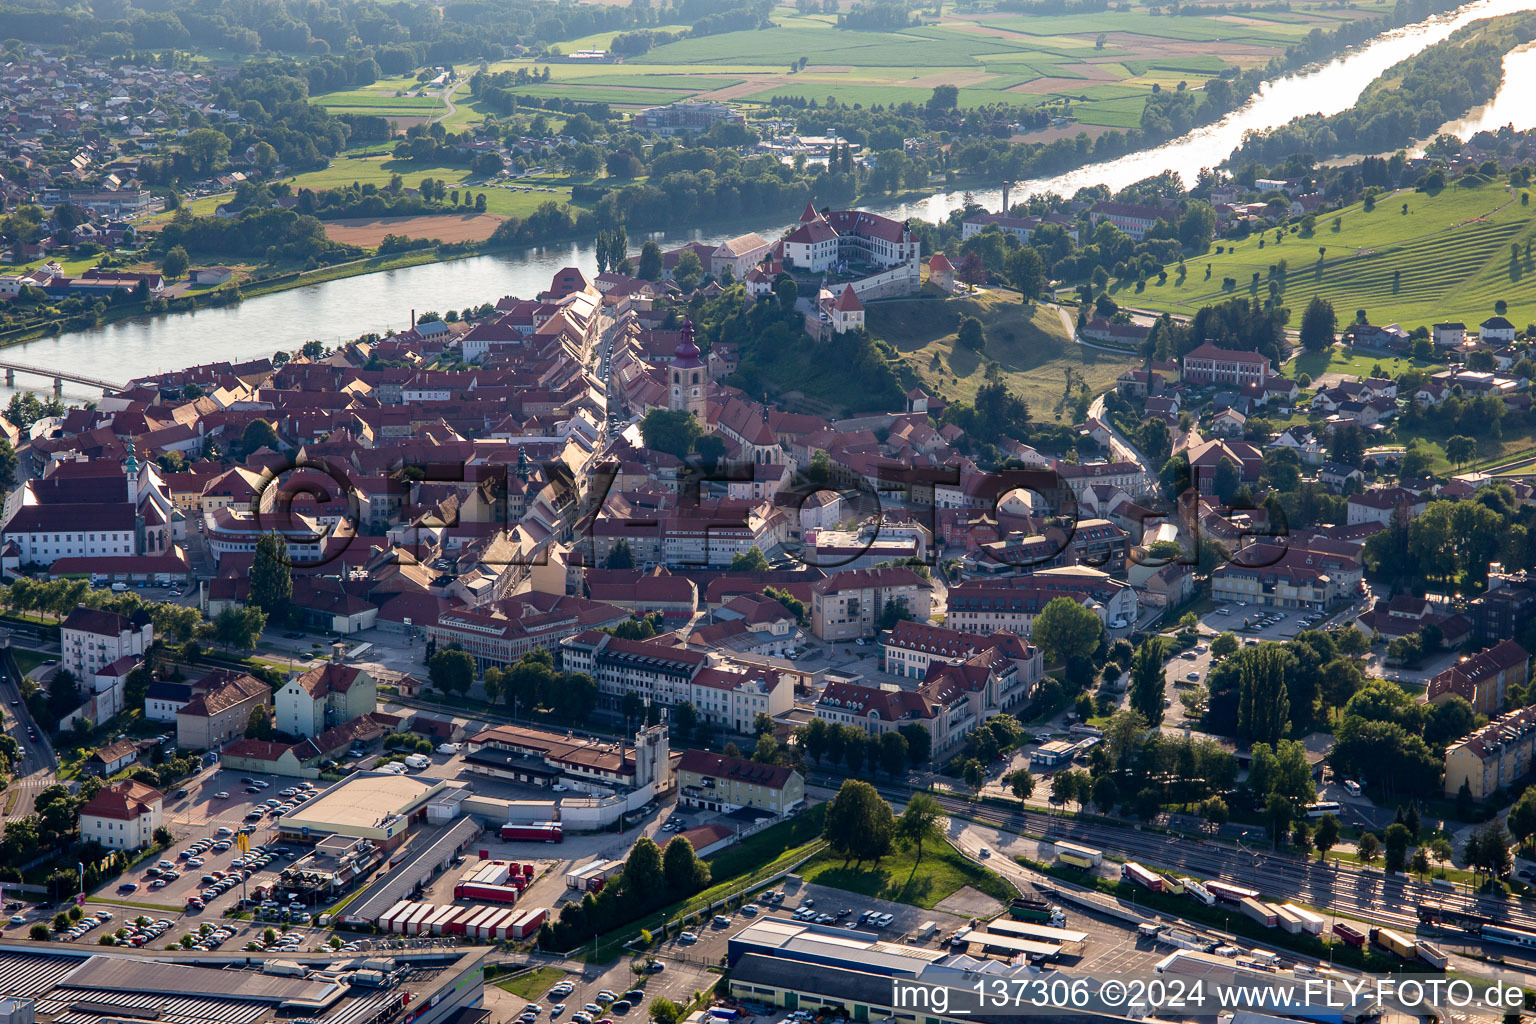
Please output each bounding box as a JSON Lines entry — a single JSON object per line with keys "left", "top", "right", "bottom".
{"left": 866, "top": 290, "right": 1138, "bottom": 420}
{"left": 1281, "top": 347, "right": 1443, "bottom": 381}
{"left": 1129, "top": 183, "right": 1536, "bottom": 330}
{"left": 800, "top": 839, "right": 1015, "bottom": 909}
{"left": 11, "top": 650, "right": 49, "bottom": 677}
{"left": 496, "top": 968, "right": 568, "bottom": 1000}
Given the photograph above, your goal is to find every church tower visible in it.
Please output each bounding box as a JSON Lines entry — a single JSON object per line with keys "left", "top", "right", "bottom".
{"left": 668, "top": 320, "right": 708, "bottom": 421}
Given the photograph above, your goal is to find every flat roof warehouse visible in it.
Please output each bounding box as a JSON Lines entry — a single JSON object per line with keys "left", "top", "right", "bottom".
{"left": 280, "top": 773, "right": 450, "bottom": 843}
{"left": 0, "top": 946, "right": 490, "bottom": 1024}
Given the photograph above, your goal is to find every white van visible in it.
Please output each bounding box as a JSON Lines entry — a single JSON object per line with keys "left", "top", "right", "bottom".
{"left": 403, "top": 754, "right": 430, "bottom": 770}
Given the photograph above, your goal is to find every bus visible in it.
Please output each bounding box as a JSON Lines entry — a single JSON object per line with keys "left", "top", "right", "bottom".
{"left": 1305, "top": 801, "right": 1342, "bottom": 819}
{"left": 1480, "top": 925, "right": 1536, "bottom": 951}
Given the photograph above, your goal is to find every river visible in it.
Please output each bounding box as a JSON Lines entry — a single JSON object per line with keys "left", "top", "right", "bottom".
{"left": 19, "top": 0, "right": 1536, "bottom": 406}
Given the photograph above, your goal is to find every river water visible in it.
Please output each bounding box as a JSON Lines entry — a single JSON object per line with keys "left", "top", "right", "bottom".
{"left": 21, "top": 0, "right": 1536, "bottom": 405}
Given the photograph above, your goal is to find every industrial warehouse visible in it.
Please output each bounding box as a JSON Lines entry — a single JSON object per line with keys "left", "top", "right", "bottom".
{"left": 0, "top": 946, "right": 490, "bottom": 1024}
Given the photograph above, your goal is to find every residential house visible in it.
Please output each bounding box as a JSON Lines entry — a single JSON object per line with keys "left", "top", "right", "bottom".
{"left": 78, "top": 780, "right": 162, "bottom": 850}
{"left": 1427, "top": 640, "right": 1529, "bottom": 717}
{"left": 1444, "top": 704, "right": 1536, "bottom": 798}
{"left": 175, "top": 672, "right": 271, "bottom": 751}
{"left": 275, "top": 662, "right": 377, "bottom": 739}
{"left": 676, "top": 748, "right": 804, "bottom": 815}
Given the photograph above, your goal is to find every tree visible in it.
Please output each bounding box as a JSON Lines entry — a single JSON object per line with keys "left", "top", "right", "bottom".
{"left": 639, "top": 408, "right": 702, "bottom": 459}
{"left": 606, "top": 539, "right": 635, "bottom": 570}
{"left": 1128, "top": 637, "right": 1167, "bottom": 727}
{"left": 241, "top": 418, "right": 280, "bottom": 455}
{"left": 1031, "top": 598, "right": 1104, "bottom": 680}
{"left": 1209, "top": 632, "right": 1239, "bottom": 660}
{"left": 1006, "top": 246, "right": 1045, "bottom": 304}
{"left": 957, "top": 253, "right": 987, "bottom": 292}
{"left": 1050, "top": 769, "right": 1078, "bottom": 808}
{"left": 1004, "top": 768, "right": 1036, "bottom": 802}
{"left": 879, "top": 731, "right": 909, "bottom": 777}
{"left": 895, "top": 792, "right": 944, "bottom": 863}
{"left": 956, "top": 315, "right": 985, "bottom": 350}
{"left": 1509, "top": 787, "right": 1536, "bottom": 853}
{"left": 637, "top": 241, "right": 663, "bottom": 281}
{"left": 250, "top": 532, "right": 292, "bottom": 616}
{"left": 899, "top": 723, "right": 931, "bottom": 768}
{"left": 1235, "top": 644, "right": 1291, "bottom": 745}
{"left": 161, "top": 245, "right": 190, "bottom": 280}
{"left": 1298, "top": 296, "right": 1337, "bottom": 351}
{"left": 428, "top": 647, "right": 475, "bottom": 696}
{"left": 673, "top": 250, "right": 704, "bottom": 293}
{"left": 1445, "top": 435, "right": 1477, "bottom": 469}
{"left": 1092, "top": 775, "right": 1118, "bottom": 813}
{"left": 212, "top": 605, "right": 265, "bottom": 649}
{"left": 662, "top": 835, "right": 710, "bottom": 892}
{"left": 728, "top": 548, "right": 770, "bottom": 573}
{"left": 244, "top": 703, "right": 274, "bottom": 740}
{"left": 821, "top": 779, "right": 895, "bottom": 865}
{"left": 650, "top": 1000, "right": 684, "bottom": 1024}
{"left": 180, "top": 128, "right": 230, "bottom": 173}
{"left": 1357, "top": 831, "right": 1380, "bottom": 865}
{"left": 962, "top": 758, "right": 986, "bottom": 797}
{"left": 1383, "top": 822, "right": 1412, "bottom": 873}
{"left": 1313, "top": 812, "right": 1340, "bottom": 861}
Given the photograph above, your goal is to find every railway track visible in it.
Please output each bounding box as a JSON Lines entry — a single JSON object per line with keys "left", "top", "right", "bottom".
{"left": 932, "top": 793, "right": 1536, "bottom": 937}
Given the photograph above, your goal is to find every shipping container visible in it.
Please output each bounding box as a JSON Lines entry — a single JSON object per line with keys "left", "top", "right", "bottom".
{"left": 1280, "top": 904, "right": 1324, "bottom": 936}
{"left": 1415, "top": 940, "right": 1449, "bottom": 969}
{"left": 1333, "top": 922, "right": 1366, "bottom": 948}
{"left": 1058, "top": 852, "right": 1095, "bottom": 870}
{"left": 513, "top": 908, "right": 547, "bottom": 940}
{"left": 1239, "top": 898, "right": 1277, "bottom": 928}
{"left": 470, "top": 861, "right": 512, "bottom": 886}
{"left": 1181, "top": 879, "right": 1214, "bottom": 906}
{"left": 1272, "top": 903, "right": 1304, "bottom": 934}
{"left": 1160, "top": 875, "right": 1185, "bottom": 895}
{"left": 1122, "top": 862, "right": 1163, "bottom": 892}
{"left": 1007, "top": 897, "right": 1064, "bottom": 924}
{"left": 454, "top": 882, "right": 521, "bottom": 904}
{"left": 1207, "top": 880, "right": 1261, "bottom": 904}
{"left": 376, "top": 900, "right": 413, "bottom": 929}
{"left": 423, "top": 905, "right": 458, "bottom": 934}
{"left": 502, "top": 822, "right": 563, "bottom": 843}
{"left": 478, "top": 907, "right": 517, "bottom": 940}
{"left": 1372, "top": 928, "right": 1416, "bottom": 959}
{"left": 1052, "top": 841, "right": 1102, "bottom": 867}
{"left": 565, "top": 859, "right": 621, "bottom": 890}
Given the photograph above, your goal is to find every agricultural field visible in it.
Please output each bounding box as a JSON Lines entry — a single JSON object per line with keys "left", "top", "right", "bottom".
{"left": 1125, "top": 182, "right": 1536, "bottom": 330}
{"left": 317, "top": 73, "right": 451, "bottom": 125}
{"left": 438, "top": 0, "right": 1396, "bottom": 131}
{"left": 866, "top": 289, "right": 1138, "bottom": 417}
{"left": 280, "top": 148, "right": 583, "bottom": 231}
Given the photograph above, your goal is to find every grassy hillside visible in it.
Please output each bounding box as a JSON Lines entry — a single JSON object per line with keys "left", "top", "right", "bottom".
{"left": 1126, "top": 182, "right": 1536, "bottom": 329}
{"left": 865, "top": 290, "right": 1137, "bottom": 419}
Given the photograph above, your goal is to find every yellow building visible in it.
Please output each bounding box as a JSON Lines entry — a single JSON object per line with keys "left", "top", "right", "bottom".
{"left": 1444, "top": 704, "right": 1536, "bottom": 798}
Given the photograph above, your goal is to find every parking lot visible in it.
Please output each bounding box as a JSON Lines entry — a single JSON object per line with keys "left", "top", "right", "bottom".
{"left": 1, "top": 768, "right": 352, "bottom": 953}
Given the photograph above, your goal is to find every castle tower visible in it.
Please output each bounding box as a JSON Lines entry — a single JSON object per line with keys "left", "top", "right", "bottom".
{"left": 668, "top": 320, "right": 708, "bottom": 420}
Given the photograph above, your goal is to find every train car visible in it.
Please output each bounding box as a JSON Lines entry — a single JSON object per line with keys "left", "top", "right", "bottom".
{"left": 1207, "top": 880, "right": 1261, "bottom": 905}
{"left": 1418, "top": 903, "right": 1494, "bottom": 931}
{"left": 1372, "top": 927, "right": 1416, "bottom": 959}
{"left": 1052, "top": 841, "right": 1102, "bottom": 867}
{"left": 1239, "top": 898, "right": 1277, "bottom": 928}
{"left": 1181, "top": 879, "right": 1215, "bottom": 906}
{"left": 1481, "top": 925, "right": 1536, "bottom": 950}
{"left": 1280, "top": 904, "right": 1324, "bottom": 936}
{"left": 1333, "top": 922, "right": 1366, "bottom": 948}
{"left": 1415, "top": 940, "right": 1449, "bottom": 969}
{"left": 1122, "top": 862, "right": 1163, "bottom": 892}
